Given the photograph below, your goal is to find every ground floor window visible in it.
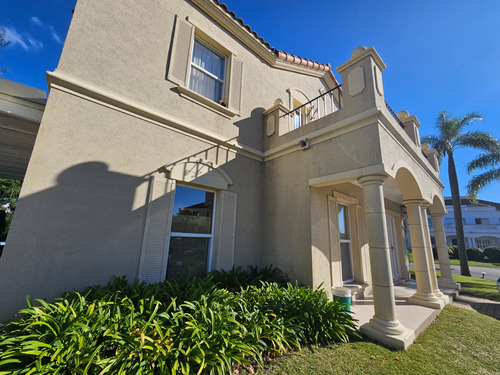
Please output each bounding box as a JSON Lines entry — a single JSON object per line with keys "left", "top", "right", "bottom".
{"left": 168, "top": 185, "right": 215, "bottom": 280}
{"left": 338, "top": 203, "right": 354, "bottom": 282}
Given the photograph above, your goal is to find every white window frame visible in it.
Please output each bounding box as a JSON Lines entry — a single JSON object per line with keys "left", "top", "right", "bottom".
{"left": 188, "top": 37, "right": 227, "bottom": 104}
{"left": 338, "top": 203, "right": 354, "bottom": 283}
{"left": 166, "top": 184, "right": 217, "bottom": 278}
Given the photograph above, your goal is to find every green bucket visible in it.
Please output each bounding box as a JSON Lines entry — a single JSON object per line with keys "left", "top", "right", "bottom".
{"left": 332, "top": 287, "right": 352, "bottom": 311}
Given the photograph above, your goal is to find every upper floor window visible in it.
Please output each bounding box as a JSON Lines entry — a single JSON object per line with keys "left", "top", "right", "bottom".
{"left": 167, "top": 16, "right": 243, "bottom": 117}
{"left": 189, "top": 39, "right": 226, "bottom": 103}
{"left": 475, "top": 218, "right": 490, "bottom": 225}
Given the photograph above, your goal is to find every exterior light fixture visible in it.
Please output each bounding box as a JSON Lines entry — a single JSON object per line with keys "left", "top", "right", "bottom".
{"left": 299, "top": 138, "right": 310, "bottom": 150}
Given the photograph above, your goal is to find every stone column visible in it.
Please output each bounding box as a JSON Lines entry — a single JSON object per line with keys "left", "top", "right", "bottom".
{"left": 420, "top": 205, "right": 446, "bottom": 300}
{"left": 432, "top": 213, "right": 461, "bottom": 290}
{"left": 358, "top": 175, "right": 405, "bottom": 335}
{"left": 404, "top": 199, "right": 445, "bottom": 309}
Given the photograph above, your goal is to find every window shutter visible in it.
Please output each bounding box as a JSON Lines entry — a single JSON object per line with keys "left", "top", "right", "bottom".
{"left": 138, "top": 176, "right": 175, "bottom": 283}
{"left": 228, "top": 56, "right": 243, "bottom": 113}
{"left": 167, "top": 15, "right": 195, "bottom": 86}
{"left": 214, "top": 191, "right": 237, "bottom": 270}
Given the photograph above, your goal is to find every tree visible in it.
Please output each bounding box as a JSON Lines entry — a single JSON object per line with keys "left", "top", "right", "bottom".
{"left": 422, "top": 111, "right": 498, "bottom": 276}
{"left": 0, "top": 27, "right": 10, "bottom": 74}
{"left": 466, "top": 144, "right": 500, "bottom": 201}
{"left": 0, "top": 178, "right": 22, "bottom": 241}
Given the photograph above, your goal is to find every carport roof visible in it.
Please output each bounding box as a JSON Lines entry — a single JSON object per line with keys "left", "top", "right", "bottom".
{"left": 0, "top": 78, "right": 46, "bottom": 181}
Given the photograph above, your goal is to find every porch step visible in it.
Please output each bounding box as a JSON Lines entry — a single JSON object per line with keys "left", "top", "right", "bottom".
{"left": 342, "top": 282, "right": 369, "bottom": 301}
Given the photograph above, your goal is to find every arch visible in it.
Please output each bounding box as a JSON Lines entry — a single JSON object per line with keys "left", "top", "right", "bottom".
{"left": 286, "top": 88, "right": 311, "bottom": 108}
{"left": 166, "top": 158, "right": 233, "bottom": 190}
{"left": 394, "top": 166, "right": 424, "bottom": 201}
{"left": 428, "top": 194, "right": 446, "bottom": 215}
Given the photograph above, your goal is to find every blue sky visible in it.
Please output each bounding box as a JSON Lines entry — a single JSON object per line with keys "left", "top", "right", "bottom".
{"left": 1, "top": 0, "right": 499, "bottom": 202}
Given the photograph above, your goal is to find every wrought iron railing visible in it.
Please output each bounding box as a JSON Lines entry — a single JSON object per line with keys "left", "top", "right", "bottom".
{"left": 280, "top": 84, "right": 342, "bottom": 132}
{"left": 385, "top": 101, "right": 405, "bottom": 129}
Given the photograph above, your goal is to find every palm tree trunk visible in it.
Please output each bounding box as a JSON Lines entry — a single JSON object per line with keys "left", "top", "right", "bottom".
{"left": 448, "top": 152, "right": 471, "bottom": 276}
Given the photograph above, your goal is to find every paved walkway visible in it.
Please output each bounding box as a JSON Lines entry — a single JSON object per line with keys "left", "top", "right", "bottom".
{"left": 452, "top": 293, "right": 500, "bottom": 320}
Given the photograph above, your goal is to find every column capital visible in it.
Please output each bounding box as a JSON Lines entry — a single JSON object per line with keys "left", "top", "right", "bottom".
{"left": 429, "top": 212, "right": 446, "bottom": 219}
{"left": 402, "top": 198, "right": 428, "bottom": 207}
{"left": 358, "top": 174, "right": 388, "bottom": 186}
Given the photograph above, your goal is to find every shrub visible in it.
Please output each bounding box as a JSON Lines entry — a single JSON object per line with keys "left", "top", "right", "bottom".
{"left": 483, "top": 246, "right": 500, "bottom": 262}
{"left": 209, "top": 265, "right": 290, "bottom": 291}
{"left": 0, "top": 273, "right": 358, "bottom": 374}
{"left": 466, "top": 247, "right": 484, "bottom": 261}
{"left": 449, "top": 245, "right": 460, "bottom": 259}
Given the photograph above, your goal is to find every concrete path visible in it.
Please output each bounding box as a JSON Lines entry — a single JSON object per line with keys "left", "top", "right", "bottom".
{"left": 452, "top": 293, "right": 500, "bottom": 320}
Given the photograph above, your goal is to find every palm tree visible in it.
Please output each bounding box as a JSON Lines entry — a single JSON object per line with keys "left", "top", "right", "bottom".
{"left": 467, "top": 145, "right": 500, "bottom": 201}
{"left": 422, "top": 111, "right": 498, "bottom": 276}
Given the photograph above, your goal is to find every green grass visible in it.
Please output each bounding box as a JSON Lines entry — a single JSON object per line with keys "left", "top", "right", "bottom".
{"left": 409, "top": 269, "right": 500, "bottom": 302}
{"left": 408, "top": 250, "right": 500, "bottom": 268}
{"left": 451, "top": 273, "right": 500, "bottom": 302}
{"left": 248, "top": 306, "right": 500, "bottom": 374}
{"left": 442, "top": 259, "right": 500, "bottom": 268}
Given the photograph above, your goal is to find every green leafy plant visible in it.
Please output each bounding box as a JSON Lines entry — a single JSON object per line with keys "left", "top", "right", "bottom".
{"left": 0, "top": 270, "right": 359, "bottom": 374}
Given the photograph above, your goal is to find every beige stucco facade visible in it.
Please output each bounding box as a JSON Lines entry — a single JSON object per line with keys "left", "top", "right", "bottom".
{"left": 0, "top": 0, "right": 459, "bottom": 348}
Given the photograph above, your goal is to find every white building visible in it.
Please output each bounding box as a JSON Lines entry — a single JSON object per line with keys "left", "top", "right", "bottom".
{"left": 430, "top": 197, "right": 500, "bottom": 249}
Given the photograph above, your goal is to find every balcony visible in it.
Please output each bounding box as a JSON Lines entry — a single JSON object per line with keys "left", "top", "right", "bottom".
{"left": 262, "top": 46, "right": 441, "bottom": 180}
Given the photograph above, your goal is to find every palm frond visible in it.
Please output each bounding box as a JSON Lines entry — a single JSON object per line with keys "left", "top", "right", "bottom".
{"left": 455, "top": 131, "right": 498, "bottom": 151}
{"left": 467, "top": 150, "right": 500, "bottom": 173}
{"left": 466, "top": 168, "right": 500, "bottom": 197}
{"left": 421, "top": 136, "right": 449, "bottom": 158}
{"left": 457, "top": 112, "right": 483, "bottom": 128}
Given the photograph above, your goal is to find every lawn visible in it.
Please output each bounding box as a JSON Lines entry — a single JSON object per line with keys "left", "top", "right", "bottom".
{"left": 249, "top": 306, "right": 500, "bottom": 374}
{"left": 407, "top": 250, "right": 500, "bottom": 268}
{"left": 444, "top": 259, "right": 500, "bottom": 268}
{"left": 451, "top": 273, "right": 500, "bottom": 302}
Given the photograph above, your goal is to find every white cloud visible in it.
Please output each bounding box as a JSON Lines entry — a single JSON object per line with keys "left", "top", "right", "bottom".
{"left": 48, "top": 25, "right": 62, "bottom": 44}
{"left": 28, "top": 36, "right": 43, "bottom": 50}
{"left": 30, "top": 16, "right": 43, "bottom": 27}
{"left": 2, "top": 26, "right": 43, "bottom": 51}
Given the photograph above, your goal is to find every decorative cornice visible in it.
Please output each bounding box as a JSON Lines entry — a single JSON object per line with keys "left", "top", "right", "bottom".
{"left": 46, "top": 70, "right": 265, "bottom": 161}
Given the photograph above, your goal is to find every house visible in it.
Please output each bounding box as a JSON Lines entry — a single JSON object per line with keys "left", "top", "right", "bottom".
{"left": 429, "top": 197, "right": 500, "bottom": 249}
{"left": 0, "top": 0, "right": 460, "bottom": 349}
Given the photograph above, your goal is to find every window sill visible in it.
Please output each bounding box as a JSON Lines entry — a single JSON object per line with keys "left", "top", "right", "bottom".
{"left": 177, "top": 86, "right": 239, "bottom": 119}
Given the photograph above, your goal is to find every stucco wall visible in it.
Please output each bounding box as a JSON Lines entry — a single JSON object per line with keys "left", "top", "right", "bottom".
{"left": 58, "top": 0, "right": 331, "bottom": 151}
{"left": 0, "top": 86, "right": 262, "bottom": 319}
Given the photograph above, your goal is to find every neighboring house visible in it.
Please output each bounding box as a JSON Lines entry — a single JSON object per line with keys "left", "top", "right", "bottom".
{"left": 0, "top": 78, "right": 45, "bottom": 181}
{"left": 0, "top": 0, "right": 459, "bottom": 348}
{"left": 429, "top": 197, "right": 500, "bottom": 249}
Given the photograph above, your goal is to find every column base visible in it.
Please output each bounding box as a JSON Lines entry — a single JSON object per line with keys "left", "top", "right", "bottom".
{"left": 360, "top": 323, "right": 416, "bottom": 350}
{"left": 368, "top": 316, "right": 406, "bottom": 335}
{"left": 408, "top": 293, "right": 446, "bottom": 309}
{"left": 438, "top": 278, "right": 461, "bottom": 291}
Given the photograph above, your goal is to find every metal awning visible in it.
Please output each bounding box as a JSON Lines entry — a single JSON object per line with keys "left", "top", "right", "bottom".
{"left": 0, "top": 78, "right": 46, "bottom": 180}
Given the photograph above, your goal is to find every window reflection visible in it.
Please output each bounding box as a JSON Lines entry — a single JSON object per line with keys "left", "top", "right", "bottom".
{"left": 171, "top": 186, "right": 214, "bottom": 234}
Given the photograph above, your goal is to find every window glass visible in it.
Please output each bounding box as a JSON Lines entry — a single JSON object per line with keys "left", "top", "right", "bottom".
{"left": 167, "top": 237, "right": 209, "bottom": 280}
{"left": 168, "top": 185, "right": 215, "bottom": 281}
{"left": 171, "top": 186, "right": 214, "bottom": 234}
{"left": 338, "top": 204, "right": 350, "bottom": 240}
{"left": 189, "top": 39, "right": 225, "bottom": 102}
